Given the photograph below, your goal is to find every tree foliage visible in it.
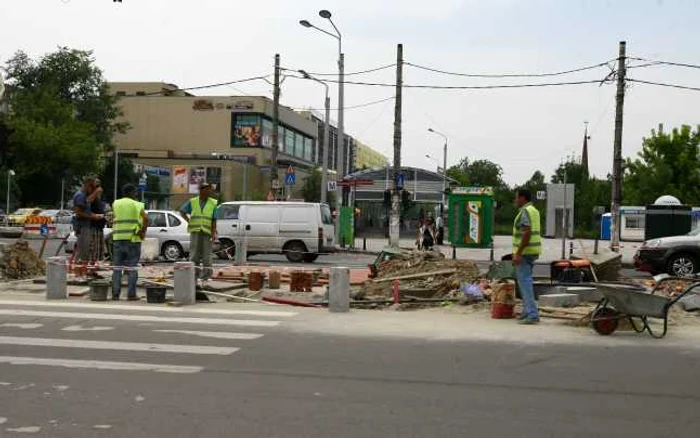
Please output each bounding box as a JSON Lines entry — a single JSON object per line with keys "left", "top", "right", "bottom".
{"left": 624, "top": 124, "right": 700, "bottom": 206}
{"left": 2, "top": 48, "right": 125, "bottom": 206}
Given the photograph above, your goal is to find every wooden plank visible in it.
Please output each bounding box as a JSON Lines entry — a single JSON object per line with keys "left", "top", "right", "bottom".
{"left": 372, "top": 269, "right": 457, "bottom": 283}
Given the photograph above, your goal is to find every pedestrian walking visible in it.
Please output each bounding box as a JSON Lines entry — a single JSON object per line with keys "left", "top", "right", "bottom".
{"left": 88, "top": 178, "right": 107, "bottom": 265}
{"left": 512, "top": 189, "right": 542, "bottom": 324}
{"left": 436, "top": 212, "right": 445, "bottom": 245}
{"left": 180, "top": 182, "right": 218, "bottom": 281}
{"left": 71, "top": 176, "right": 105, "bottom": 277}
{"left": 111, "top": 184, "right": 149, "bottom": 301}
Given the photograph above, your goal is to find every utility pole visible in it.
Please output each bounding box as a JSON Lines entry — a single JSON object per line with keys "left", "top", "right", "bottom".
{"left": 337, "top": 52, "right": 345, "bottom": 208}
{"left": 610, "top": 41, "right": 626, "bottom": 253}
{"left": 270, "top": 54, "right": 281, "bottom": 200}
{"left": 389, "top": 44, "right": 403, "bottom": 247}
{"left": 321, "top": 93, "right": 330, "bottom": 203}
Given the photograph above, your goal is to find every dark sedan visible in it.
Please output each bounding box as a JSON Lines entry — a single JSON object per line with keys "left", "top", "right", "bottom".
{"left": 634, "top": 228, "right": 700, "bottom": 276}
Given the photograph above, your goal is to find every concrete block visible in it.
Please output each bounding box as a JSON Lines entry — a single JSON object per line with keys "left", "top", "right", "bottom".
{"left": 140, "top": 238, "right": 159, "bottom": 262}
{"left": 173, "top": 261, "right": 196, "bottom": 305}
{"left": 565, "top": 286, "right": 602, "bottom": 303}
{"left": 329, "top": 267, "right": 350, "bottom": 313}
{"left": 234, "top": 237, "right": 247, "bottom": 265}
{"left": 538, "top": 293, "right": 580, "bottom": 308}
{"left": 46, "top": 256, "right": 68, "bottom": 300}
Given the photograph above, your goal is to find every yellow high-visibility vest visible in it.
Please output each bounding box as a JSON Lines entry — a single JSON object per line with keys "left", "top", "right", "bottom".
{"left": 112, "top": 198, "right": 144, "bottom": 243}
{"left": 512, "top": 203, "right": 542, "bottom": 256}
{"left": 188, "top": 197, "right": 218, "bottom": 235}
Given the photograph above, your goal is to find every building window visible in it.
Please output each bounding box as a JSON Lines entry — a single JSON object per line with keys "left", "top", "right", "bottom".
{"left": 278, "top": 125, "right": 285, "bottom": 152}
{"left": 231, "top": 113, "right": 261, "bottom": 147}
{"left": 625, "top": 216, "right": 645, "bottom": 229}
{"left": 304, "top": 137, "right": 313, "bottom": 162}
{"left": 295, "top": 132, "right": 306, "bottom": 159}
{"left": 135, "top": 91, "right": 146, "bottom": 96}
{"left": 261, "top": 119, "right": 273, "bottom": 147}
{"left": 116, "top": 91, "right": 126, "bottom": 97}
{"left": 285, "top": 129, "right": 296, "bottom": 156}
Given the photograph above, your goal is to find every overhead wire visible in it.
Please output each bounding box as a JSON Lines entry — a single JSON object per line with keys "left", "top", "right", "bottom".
{"left": 280, "top": 64, "right": 396, "bottom": 77}
{"left": 628, "top": 57, "right": 700, "bottom": 71}
{"left": 626, "top": 78, "right": 700, "bottom": 92}
{"left": 292, "top": 96, "right": 395, "bottom": 112}
{"left": 404, "top": 60, "right": 615, "bottom": 78}
{"left": 144, "top": 75, "right": 272, "bottom": 96}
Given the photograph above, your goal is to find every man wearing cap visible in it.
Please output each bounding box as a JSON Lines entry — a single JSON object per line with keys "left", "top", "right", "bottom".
{"left": 111, "top": 184, "right": 149, "bottom": 300}
{"left": 180, "top": 183, "right": 218, "bottom": 280}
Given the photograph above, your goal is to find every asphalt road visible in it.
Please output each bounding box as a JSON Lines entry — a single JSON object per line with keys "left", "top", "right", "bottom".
{"left": 0, "top": 300, "right": 696, "bottom": 437}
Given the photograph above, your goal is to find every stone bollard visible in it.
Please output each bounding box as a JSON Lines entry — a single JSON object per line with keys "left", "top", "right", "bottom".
{"left": 234, "top": 237, "right": 247, "bottom": 265}
{"left": 329, "top": 266, "right": 350, "bottom": 313}
{"left": 173, "top": 261, "right": 196, "bottom": 305}
{"left": 46, "top": 256, "right": 68, "bottom": 300}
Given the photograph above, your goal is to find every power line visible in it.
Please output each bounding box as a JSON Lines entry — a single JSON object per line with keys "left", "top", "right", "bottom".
{"left": 404, "top": 60, "right": 615, "bottom": 78}
{"left": 280, "top": 64, "right": 396, "bottom": 77}
{"left": 145, "top": 75, "right": 272, "bottom": 95}
{"left": 286, "top": 74, "right": 610, "bottom": 89}
{"left": 627, "top": 78, "right": 700, "bottom": 92}
{"left": 628, "top": 57, "right": 700, "bottom": 70}
{"left": 292, "top": 96, "right": 395, "bottom": 112}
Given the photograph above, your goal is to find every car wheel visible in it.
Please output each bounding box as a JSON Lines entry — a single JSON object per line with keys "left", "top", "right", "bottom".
{"left": 161, "top": 241, "right": 184, "bottom": 262}
{"left": 667, "top": 253, "right": 698, "bottom": 277}
{"left": 217, "top": 239, "right": 235, "bottom": 260}
{"left": 302, "top": 253, "right": 319, "bottom": 263}
{"left": 284, "top": 241, "right": 307, "bottom": 263}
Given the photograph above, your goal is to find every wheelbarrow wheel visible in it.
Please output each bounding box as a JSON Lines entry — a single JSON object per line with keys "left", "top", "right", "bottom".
{"left": 592, "top": 307, "right": 619, "bottom": 336}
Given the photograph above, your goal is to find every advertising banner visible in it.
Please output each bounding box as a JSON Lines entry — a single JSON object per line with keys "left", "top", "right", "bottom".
{"left": 172, "top": 166, "right": 188, "bottom": 194}
{"left": 189, "top": 167, "right": 206, "bottom": 194}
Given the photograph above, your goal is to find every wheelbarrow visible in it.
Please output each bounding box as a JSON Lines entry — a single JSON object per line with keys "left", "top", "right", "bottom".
{"left": 591, "top": 278, "right": 700, "bottom": 338}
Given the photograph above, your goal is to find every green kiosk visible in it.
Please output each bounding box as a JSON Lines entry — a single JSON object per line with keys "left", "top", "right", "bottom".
{"left": 448, "top": 187, "right": 495, "bottom": 248}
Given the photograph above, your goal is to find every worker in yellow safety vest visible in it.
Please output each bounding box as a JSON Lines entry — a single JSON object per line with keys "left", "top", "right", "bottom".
{"left": 180, "top": 182, "right": 218, "bottom": 280}
{"left": 513, "top": 189, "right": 542, "bottom": 324}
{"left": 111, "top": 184, "right": 149, "bottom": 300}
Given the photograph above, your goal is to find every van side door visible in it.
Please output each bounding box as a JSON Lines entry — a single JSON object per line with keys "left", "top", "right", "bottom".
{"left": 242, "top": 205, "right": 280, "bottom": 252}
{"left": 216, "top": 204, "right": 241, "bottom": 239}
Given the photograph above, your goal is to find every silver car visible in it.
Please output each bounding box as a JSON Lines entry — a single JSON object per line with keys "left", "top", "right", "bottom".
{"left": 66, "top": 210, "right": 191, "bottom": 262}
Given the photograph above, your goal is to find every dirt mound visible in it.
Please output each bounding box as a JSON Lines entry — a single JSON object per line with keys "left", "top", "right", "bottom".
{"left": 359, "top": 249, "right": 481, "bottom": 299}
{"left": 0, "top": 240, "right": 46, "bottom": 280}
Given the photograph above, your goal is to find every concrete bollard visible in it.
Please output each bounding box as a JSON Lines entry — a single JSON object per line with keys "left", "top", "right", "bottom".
{"left": 329, "top": 266, "right": 350, "bottom": 313}
{"left": 173, "top": 261, "right": 196, "bottom": 305}
{"left": 234, "top": 237, "right": 247, "bottom": 265}
{"left": 46, "top": 256, "right": 68, "bottom": 300}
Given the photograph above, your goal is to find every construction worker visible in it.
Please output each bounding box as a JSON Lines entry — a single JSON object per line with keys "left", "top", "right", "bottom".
{"left": 513, "top": 189, "right": 542, "bottom": 324}
{"left": 111, "top": 184, "right": 149, "bottom": 300}
{"left": 180, "top": 182, "right": 218, "bottom": 281}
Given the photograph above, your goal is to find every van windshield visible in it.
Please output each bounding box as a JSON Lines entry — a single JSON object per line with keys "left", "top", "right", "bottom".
{"left": 321, "top": 205, "right": 333, "bottom": 225}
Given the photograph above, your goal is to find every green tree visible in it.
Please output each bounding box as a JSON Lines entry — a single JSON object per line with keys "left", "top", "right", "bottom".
{"left": 301, "top": 169, "right": 335, "bottom": 205}
{"left": 624, "top": 124, "right": 700, "bottom": 205}
{"left": 3, "top": 48, "right": 126, "bottom": 206}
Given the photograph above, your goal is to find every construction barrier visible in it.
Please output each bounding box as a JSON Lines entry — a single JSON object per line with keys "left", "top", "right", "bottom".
{"left": 23, "top": 223, "right": 58, "bottom": 239}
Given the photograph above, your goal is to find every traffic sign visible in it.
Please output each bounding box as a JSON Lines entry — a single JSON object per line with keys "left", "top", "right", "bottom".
{"left": 285, "top": 173, "right": 296, "bottom": 186}
{"left": 286, "top": 165, "right": 295, "bottom": 175}
{"left": 272, "top": 180, "right": 281, "bottom": 189}
{"left": 536, "top": 190, "right": 546, "bottom": 200}
{"left": 327, "top": 181, "right": 337, "bottom": 191}
{"left": 40, "top": 224, "right": 49, "bottom": 237}
{"left": 396, "top": 173, "right": 405, "bottom": 190}
{"left": 138, "top": 173, "right": 147, "bottom": 191}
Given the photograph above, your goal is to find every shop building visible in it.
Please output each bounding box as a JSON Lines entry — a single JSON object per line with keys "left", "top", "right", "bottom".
{"left": 110, "top": 82, "right": 318, "bottom": 208}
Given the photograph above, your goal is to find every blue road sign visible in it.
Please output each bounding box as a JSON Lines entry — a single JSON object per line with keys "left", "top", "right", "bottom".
{"left": 138, "top": 174, "right": 147, "bottom": 191}
{"left": 396, "top": 173, "right": 405, "bottom": 190}
{"left": 285, "top": 173, "right": 296, "bottom": 186}
{"left": 40, "top": 224, "right": 49, "bottom": 237}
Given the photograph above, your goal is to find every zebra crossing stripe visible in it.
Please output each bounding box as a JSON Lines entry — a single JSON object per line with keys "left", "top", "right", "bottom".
{"left": 0, "top": 356, "right": 202, "bottom": 374}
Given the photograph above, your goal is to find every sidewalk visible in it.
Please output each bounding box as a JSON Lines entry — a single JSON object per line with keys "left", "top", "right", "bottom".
{"left": 346, "top": 235, "right": 640, "bottom": 265}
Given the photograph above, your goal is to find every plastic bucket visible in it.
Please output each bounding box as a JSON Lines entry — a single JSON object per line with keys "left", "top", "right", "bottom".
{"left": 146, "top": 286, "right": 167, "bottom": 304}
{"left": 89, "top": 280, "right": 110, "bottom": 302}
{"left": 491, "top": 302, "right": 515, "bottom": 319}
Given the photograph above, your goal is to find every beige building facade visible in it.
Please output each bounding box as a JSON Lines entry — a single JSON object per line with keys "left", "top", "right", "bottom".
{"left": 110, "top": 82, "right": 318, "bottom": 208}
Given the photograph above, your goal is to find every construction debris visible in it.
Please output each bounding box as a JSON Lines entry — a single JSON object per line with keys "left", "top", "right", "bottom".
{"left": 0, "top": 240, "right": 46, "bottom": 280}
{"left": 358, "top": 249, "right": 481, "bottom": 300}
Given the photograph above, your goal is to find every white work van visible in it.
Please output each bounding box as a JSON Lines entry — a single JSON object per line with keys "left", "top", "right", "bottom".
{"left": 216, "top": 201, "right": 335, "bottom": 262}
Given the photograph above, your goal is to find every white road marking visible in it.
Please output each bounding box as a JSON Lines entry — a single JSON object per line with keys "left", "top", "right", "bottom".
{"left": 135, "top": 395, "right": 145, "bottom": 402}
{"left": 0, "top": 336, "right": 239, "bottom": 355}
{"left": 154, "top": 329, "right": 264, "bottom": 340}
{"left": 0, "top": 356, "right": 202, "bottom": 374}
{"left": 52, "top": 385, "right": 69, "bottom": 392}
{"left": 93, "top": 425, "right": 112, "bottom": 430}
{"left": 0, "top": 323, "right": 43, "bottom": 329}
{"left": 0, "top": 417, "right": 7, "bottom": 424}
{"left": 0, "top": 300, "right": 297, "bottom": 317}
{"left": 5, "top": 426, "right": 41, "bottom": 433}
{"left": 0, "top": 309, "right": 280, "bottom": 327}
{"left": 62, "top": 325, "right": 114, "bottom": 332}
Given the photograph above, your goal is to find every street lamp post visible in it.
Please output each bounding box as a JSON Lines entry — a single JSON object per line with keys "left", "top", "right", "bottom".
{"left": 6, "top": 169, "right": 15, "bottom": 220}
{"left": 300, "top": 9, "right": 344, "bottom": 213}
{"left": 299, "top": 70, "right": 331, "bottom": 204}
{"left": 427, "top": 128, "right": 448, "bottom": 217}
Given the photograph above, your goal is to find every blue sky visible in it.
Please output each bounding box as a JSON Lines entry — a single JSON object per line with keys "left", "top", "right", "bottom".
{"left": 2, "top": 0, "right": 699, "bottom": 185}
